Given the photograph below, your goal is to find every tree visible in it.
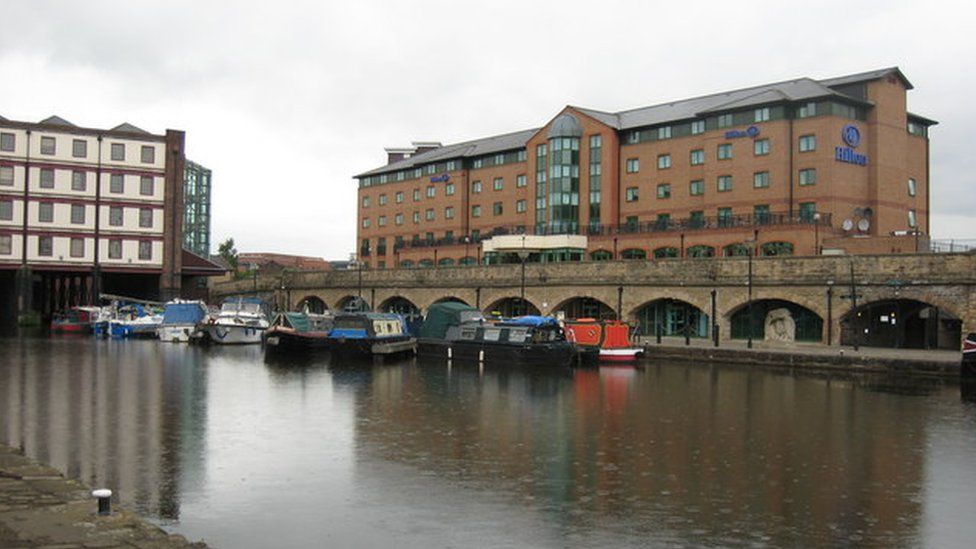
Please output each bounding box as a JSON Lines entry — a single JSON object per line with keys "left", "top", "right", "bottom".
{"left": 217, "top": 238, "right": 239, "bottom": 272}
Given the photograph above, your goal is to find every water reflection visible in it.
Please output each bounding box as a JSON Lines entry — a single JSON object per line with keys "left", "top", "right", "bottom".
{"left": 1, "top": 337, "right": 974, "bottom": 547}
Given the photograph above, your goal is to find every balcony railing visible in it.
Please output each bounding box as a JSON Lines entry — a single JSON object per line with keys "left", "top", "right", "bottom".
{"left": 390, "top": 211, "right": 830, "bottom": 252}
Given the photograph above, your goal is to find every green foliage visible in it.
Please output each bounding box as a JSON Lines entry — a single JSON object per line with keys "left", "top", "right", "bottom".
{"left": 217, "top": 238, "right": 239, "bottom": 272}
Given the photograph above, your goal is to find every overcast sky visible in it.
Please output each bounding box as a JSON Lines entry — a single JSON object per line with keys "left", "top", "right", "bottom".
{"left": 2, "top": 0, "right": 973, "bottom": 259}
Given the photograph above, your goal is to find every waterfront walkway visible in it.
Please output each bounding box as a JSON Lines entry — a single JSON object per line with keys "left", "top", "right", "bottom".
{"left": 640, "top": 336, "right": 961, "bottom": 376}
{"left": 0, "top": 445, "right": 205, "bottom": 548}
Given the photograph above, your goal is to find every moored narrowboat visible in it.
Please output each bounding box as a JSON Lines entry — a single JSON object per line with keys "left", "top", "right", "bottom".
{"left": 564, "top": 318, "right": 645, "bottom": 363}
{"left": 328, "top": 312, "right": 415, "bottom": 357}
{"left": 264, "top": 311, "right": 334, "bottom": 352}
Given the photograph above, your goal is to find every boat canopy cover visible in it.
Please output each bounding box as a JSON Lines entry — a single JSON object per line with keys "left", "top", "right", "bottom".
{"left": 419, "top": 302, "right": 484, "bottom": 339}
{"left": 162, "top": 302, "right": 208, "bottom": 325}
{"left": 499, "top": 315, "right": 559, "bottom": 327}
{"left": 273, "top": 312, "right": 311, "bottom": 332}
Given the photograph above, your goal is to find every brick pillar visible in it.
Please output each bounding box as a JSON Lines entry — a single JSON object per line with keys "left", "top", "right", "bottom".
{"left": 161, "top": 130, "right": 185, "bottom": 300}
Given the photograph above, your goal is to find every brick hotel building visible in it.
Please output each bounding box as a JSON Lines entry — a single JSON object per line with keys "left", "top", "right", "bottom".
{"left": 355, "top": 67, "right": 934, "bottom": 269}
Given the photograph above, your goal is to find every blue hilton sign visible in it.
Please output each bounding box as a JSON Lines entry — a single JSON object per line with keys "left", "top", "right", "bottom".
{"left": 835, "top": 124, "right": 868, "bottom": 166}
{"left": 724, "top": 125, "right": 760, "bottom": 139}
{"left": 430, "top": 174, "right": 450, "bottom": 182}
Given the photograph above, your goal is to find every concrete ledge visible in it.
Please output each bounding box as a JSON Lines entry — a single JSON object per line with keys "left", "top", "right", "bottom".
{"left": 644, "top": 345, "right": 961, "bottom": 377}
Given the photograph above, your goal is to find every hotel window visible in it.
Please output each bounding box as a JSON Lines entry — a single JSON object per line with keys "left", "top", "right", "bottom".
{"left": 426, "top": 185, "right": 435, "bottom": 198}
{"left": 625, "top": 216, "right": 639, "bottom": 231}
{"left": 39, "top": 202, "right": 53, "bottom": 222}
{"left": 0, "top": 132, "right": 14, "bottom": 151}
{"left": 717, "top": 114, "right": 733, "bottom": 128}
{"left": 472, "top": 205, "right": 481, "bottom": 217}
{"left": 690, "top": 149, "right": 704, "bottom": 166}
{"left": 140, "top": 145, "right": 155, "bottom": 164}
{"left": 425, "top": 208, "right": 435, "bottom": 221}
{"left": 362, "top": 218, "right": 370, "bottom": 228}
{"left": 689, "top": 179, "right": 704, "bottom": 196}
{"left": 427, "top": 164, "right": 436, "bottom": 175}
{"left": 413, "top": 168, "right": 422, "bottom": 178}
{"left": 412, "top": 211, "right": 420, "bottom": 223}
{"left": 0, "top": 235, "right": 11, "bottom": 255}
{"left": 440, "top": 183, "right": 452, "bottom": 196}
{"left": 445, "top": 206, "right": 454, "bottom": 219}
{"left": 590, "top": 134, "right": 602, "bottom": 149}
{"left": 717, "top": 175, "right": 732, "bottom": 192}
{"left": 494, "top": 153, "right": 504, "bottom": 165}
{"left": 516, "top": 174, "right": 526, "bottom": 188}
{"left": 0, "top": 166, "right": 13, "bottom": 186}
{"left": 691, "top": 120, "right": 705, "bottom": 135}
{"left": 379, "top": 174, "right": 388, "bottom": 184}
{"left": 70, "top": 237, "right": 84, "bottom": 258}
{"left": 395, "top": 191, "right": 404, "bottom": 203}
{"left": 138, "top": 241, "right": 152, "bottom": 260}
{"left": 625, "top": 187, "right": 639, "bottom": 202}
{"left": 71, "top": 171, "right": 86, "bottom": 191}
{"left": 628, "top": 131, "right": 640, "bottom": 144}
{"left": 40, "top": 136, "right": 56, "bottom": 155}
{"left": 655, "top": 213, "right": 671, "bottom": 231}
{"left": 799, "top": 168, "right": 817, "bottom": 186}
{"left": 754, "top": 204, "right": 770, "bottom": 224}
{"left": 140, "top": 176, "right": 154, "bottom": 196}
{"left": 493, "top": 202, "right": 503, "bottom": 216}
{"left": 717, "top": 143, "right": 732, "bottom": 160}
{"left": 378, "top": 194, "right": 387, "bottom": 205}
{"left": 395, "top": 213, "right": 404, "bottom": 225}
{"left": 799, "top": 202, "right": 817, "bottom": 222}
{"left": 0, "top": 200, "right": 12, "bottom": 220}
{"left": 754, "top": 139, "right": 770, "bottom": 156}
{"left": 472, "top": 180, "right": 482, "bottom": 193}
{"left": 108, "top": 239, "right": 122, "bottom": 259}
{"left": 516, "top": 199, "right": 526, "bottom": 213}
{"left": 40, "top": 169, "right": 55, "bottom": 189}
{"left": 109, "top": 206, "right": 123, "bottom": 226}
{"left": 754, "top": 107, "right": 770, "bottom": 123}
{"left": 413, "top": 188, "right": 420, "bottom": 201}
{"left": 72, "top": 139, "right": 87, "bottom": 158}
{"left": 38, "top": 236, "right": 53, "bottom": 256}
{"left": 362, "top": 196, "right": 370, "bottom": 208}
{"left": 110, "top": 174, "right": 124, "bottom": 193}
{"left": 378, "top": 215, "right": 387, "bottom": 227}
{"left": 657, "top": 126, "right": 672, "bottom": 140}
{"left": 493, "top": 177, "right": 504, "bottom": 191}
{"left": 799, "top": 134, "right": 816, "bottom": 152}
{"left": 447, "top": 160, "right": 458, "bottom": 171}
{"left": 111, "top": 143, "right": 125, "bottom": 161}
{"left": 753, "top": 171, "right": 770, "bottom": 189}
{"left": 626, "top": 158, "right": 639, "bottom": 173}
{"left": 396, "top": 172, "right": 405, "bottom": 181}
{"left": 908, "top": 209, "right": 918, "bottom": 228}
{"left": 798, "top": 102, "right": 817, "bottom": 118}
{"left": 717, "top": 207, "right": 733, "bottom": 227}
{"left": 473, "top": 158, "right": 483, "bottom": 169}
{"left": 516, "top": 150, "right": 526, "bottom": 162}
{"left": 657, "top": 183, "right": 671, "bottom": 199}
{"left": 657, "top": 154, "right": 671, "bottom": 169}
{"left": 908, "top": 178, "right": 917, "bottom": 196}
{"left": 689, "top": 210, "right": 705, "bottom": 229}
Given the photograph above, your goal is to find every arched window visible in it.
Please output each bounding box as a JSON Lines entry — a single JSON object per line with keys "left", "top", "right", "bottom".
{"left": 590, "top": 249, "right": 612, "bottom": 261}
{"left": 438, "top": 257, "right": 455, "bottom": 266}
{"left": 459, "top": 256, "right": 477, "bottom": 266}
{"left": 418, "top": 259, "right": 434, "bottom": 268}
{"left": 761, "top": 241, "right": 794, "bottom": 256}
{"left": 621, "top": 248, "right": 646, "bottom": 260}
{"left": 653, "top": 246, "right": 679, "bottom": 259}
{"left": 723, "top": 243, "right": 750, "bottom": 257}
{"left": 687, "top": 245, "right": 715, "bottom": 258}
{"left": 399, "top": 260, "right": 414, "bottom": 268}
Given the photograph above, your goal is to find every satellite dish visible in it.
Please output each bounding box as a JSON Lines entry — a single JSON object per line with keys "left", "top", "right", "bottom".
{"left": 863, "top": 207, "right": 873, "bottom": 218}
{"left": 854, "top": 207, "right": 864, "bottom": 217}
{"left": 857, "top": 218, "right": 870, "bottom": 232}
{"left": 842, "top": 219, "right": 854, "bottom": 231}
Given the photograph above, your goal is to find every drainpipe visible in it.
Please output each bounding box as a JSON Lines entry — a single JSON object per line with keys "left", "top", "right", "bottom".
{"left": 788, "top": 105, "right": 795, "bottom": 218}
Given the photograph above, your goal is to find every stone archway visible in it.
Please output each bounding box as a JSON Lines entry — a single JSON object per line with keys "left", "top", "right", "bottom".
{"left": 840, "top": 298, "right": 962, "bottom": 350}
{"left": 631, "top": 298, "right": 710, "bottom": 338}
{"left": 727, "top": 299, "right": 824, "bottom": 343}
{"left": 551, "top": 296, "right": 617, "bottom": 320}
{"left": 483, "top": 296, "right": 541, "bottom": 318}
{"left": 295, "top": 295, "right": 328, "bottom": 314}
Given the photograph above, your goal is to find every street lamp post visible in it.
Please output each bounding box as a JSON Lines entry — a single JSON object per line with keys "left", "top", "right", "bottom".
{"left": 518, "top": 235, "right": 528, "bottom": 315}
{"left": 745, "top": 237, "right": 757, "bottom": 349}
{"left": 814, "top": 212, "right": 821, "bottom": 255}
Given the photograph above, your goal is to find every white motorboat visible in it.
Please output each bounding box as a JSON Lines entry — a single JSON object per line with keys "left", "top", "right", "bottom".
{"left": 157, "top": 299, "right": 210, "bottom": 342}
{"left": 206, "top": 297, "right": 270, "bottom": 345}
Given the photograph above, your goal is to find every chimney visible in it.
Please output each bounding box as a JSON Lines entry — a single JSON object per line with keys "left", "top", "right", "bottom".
{"left": 412, "top": 141, "right": 442, "bottom": 155}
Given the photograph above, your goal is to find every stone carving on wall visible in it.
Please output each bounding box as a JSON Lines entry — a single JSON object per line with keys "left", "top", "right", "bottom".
{"left": 765, "top": 308, "right": 796, "bottom": 342}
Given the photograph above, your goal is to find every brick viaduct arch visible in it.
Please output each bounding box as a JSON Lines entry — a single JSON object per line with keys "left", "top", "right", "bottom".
{"left": 215, "top": 254, "right": 976, "bottom": 347}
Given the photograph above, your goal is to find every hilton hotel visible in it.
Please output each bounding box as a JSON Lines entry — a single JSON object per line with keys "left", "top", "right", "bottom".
{"left": 356, "top": 67, "right": 934, "bottom": 269}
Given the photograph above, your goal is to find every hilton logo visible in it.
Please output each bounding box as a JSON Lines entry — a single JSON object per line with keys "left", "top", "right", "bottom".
{"left": 724, "top": 125, "right": 760, "bottom": 139}
{"left": 430, "top": 174, "right": 450, "bottom": 182}
{"left": 835, "top": 124, "right": 868, "bottom": 166}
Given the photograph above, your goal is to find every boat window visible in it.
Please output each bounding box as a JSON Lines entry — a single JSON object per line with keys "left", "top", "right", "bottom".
{"left": 508, "top": 329, "right": 529, "bottom": 343}
{"left": 334, "top": 318, "right": 366, "bottom": 330}
{"left": 483, "top": 328, "right": 501, "bottom": 342}
{"left": 460, "top": 327, "right": 478, "bottom": 340}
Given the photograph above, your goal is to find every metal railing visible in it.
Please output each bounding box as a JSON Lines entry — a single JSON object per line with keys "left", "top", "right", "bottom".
{"left": 929, "top": 239, "right": 976, "bottom": 253}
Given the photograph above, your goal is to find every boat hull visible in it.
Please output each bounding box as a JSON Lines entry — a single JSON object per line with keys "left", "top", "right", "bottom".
{"left": 158, "top": 324, "right": 202, "bottom": 343}
{"left": 264, "top": 329, "right": 332, "bottom": 352}
{"left": 417, "top": 339, "right": 578, "bottom": 367}
{"left": 330, "top": 335, "right": 416, "bottom": 357}
{"left": 207, "top": 324, "right": 266, "bottom": 345}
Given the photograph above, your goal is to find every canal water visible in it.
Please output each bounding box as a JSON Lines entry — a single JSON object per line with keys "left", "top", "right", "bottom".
{"left": 2, "top": 335, "right": 975, "bottom": 548}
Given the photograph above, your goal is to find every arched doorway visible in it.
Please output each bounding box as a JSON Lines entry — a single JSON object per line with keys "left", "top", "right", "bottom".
{"left": 484, "top": 297, "right": 541, "bottom": 318}
{"left": 841, "top": 299, "right": 962, "bottom": 350}
{"left": 729, "top": 299, "right": 823, "bottom": 342}
{"left": 337, "top": 295, "right": 370, "bottom": 312}
{"left": 380, "top": 296, "right": 420, "bottom": 316}
{"left": 553, "top": 297, "right": 616, "bottom": 320}
{"left": 432, "top": 296, "right": 470, "bottom": 306}
{"left": 295, "top": 295, "right": 327, "bottom": 314}
{"left": 633, "top": 298, "right": 709, "bottom": 338}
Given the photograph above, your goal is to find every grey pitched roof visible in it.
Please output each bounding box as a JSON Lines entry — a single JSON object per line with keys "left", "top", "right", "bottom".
{"left": 359, "top": 67, "right": 921, "bottom": 178}
{"left": 111, "top": 122, "right": 151, "bottom": 134}
{"left": 40, "top": 115, "right": 75, "bottom": 127}
{"left": 0, "top": 114, "right": 7, "bottom": 122}
{"left": 357, "top": 128, "right": 538, "bottom": 178}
